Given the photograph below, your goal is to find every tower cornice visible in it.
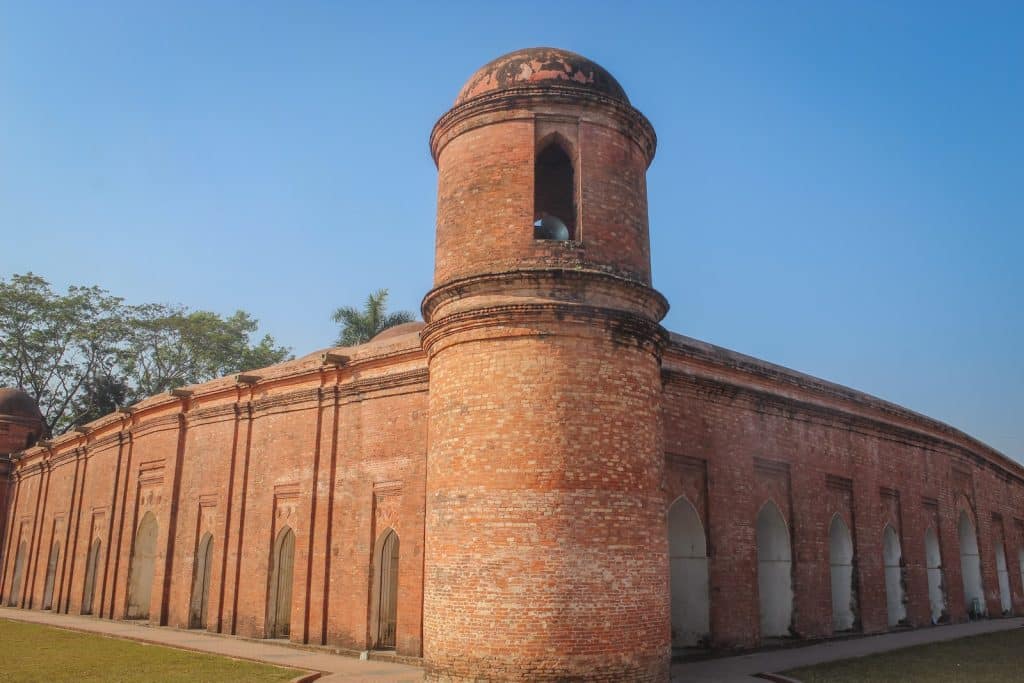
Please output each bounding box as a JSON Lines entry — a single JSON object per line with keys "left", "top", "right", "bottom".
{"left": 421, "top": 267, "right": 669, "bottom": 324}
{"left": 429, "top": 85, "right": 656, "bottom": 166}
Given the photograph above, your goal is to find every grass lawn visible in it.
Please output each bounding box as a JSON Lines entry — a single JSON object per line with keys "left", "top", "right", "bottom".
{"left": 0, "top": 618, "right": 303, "bottom": 682}
{"left": 784, "top": 627, "right": 1024, "bottom": 682}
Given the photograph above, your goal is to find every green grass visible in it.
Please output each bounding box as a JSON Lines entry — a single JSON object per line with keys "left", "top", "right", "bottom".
{"left": 784, "top": 627, "right": 1024, "bottom": 682}
{"left": 0, "top": 618, "right": 302, "bottom": 682}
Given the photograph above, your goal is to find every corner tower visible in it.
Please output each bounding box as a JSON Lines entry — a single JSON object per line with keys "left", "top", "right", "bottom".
{"left": 422, "top": 48, "right": 670, "bottom": 681}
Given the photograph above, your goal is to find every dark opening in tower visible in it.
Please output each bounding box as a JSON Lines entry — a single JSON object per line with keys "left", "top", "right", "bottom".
{"left": 533, "top": 141, "right": 576, "bottom": 240}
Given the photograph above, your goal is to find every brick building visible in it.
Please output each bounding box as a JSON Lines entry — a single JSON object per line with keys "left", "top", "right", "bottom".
{"left": 1, "top": 48, "right": 1022, "bottom": 682}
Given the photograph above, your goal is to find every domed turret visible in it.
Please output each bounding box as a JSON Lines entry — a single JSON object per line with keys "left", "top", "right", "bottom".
{"left": 0, "top": 388, "right": 44, "bottom": 455}
{"left": 455, "top": 47, "right": 630, "bottom": 106}
{"left": 422, "top": 48, "right": 668, "bottom": 681}
{"left": 429, "top": 46, "right": 656, "bottom": 289}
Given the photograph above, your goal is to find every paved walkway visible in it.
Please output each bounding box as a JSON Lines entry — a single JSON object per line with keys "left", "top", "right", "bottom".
{"left": 0, "top": 607, "right": 423, "bottom": 682}
{"left": 4, "top": 607, "right": 1019, "bottom": 682}
{"left": 671, "top": 617, "right": 1024, "bottom": 682}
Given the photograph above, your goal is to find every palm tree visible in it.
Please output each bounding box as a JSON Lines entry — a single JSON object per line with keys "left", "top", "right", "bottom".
{"left": 331, "top": 289, "right": 415, "bottom": 346}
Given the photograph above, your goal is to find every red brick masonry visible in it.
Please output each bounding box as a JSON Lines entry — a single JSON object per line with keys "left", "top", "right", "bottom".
{"left": 1, "top": 48, "right": 1021, "bottom": 682}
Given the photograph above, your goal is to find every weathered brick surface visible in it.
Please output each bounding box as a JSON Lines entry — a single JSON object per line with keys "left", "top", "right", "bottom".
{"left": 0, "top": 47, "right": 1022, "bottom": 683}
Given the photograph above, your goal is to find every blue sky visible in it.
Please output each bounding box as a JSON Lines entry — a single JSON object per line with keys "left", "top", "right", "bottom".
{"left": 2, "top": 1, "right": 1021, "bottom": 460}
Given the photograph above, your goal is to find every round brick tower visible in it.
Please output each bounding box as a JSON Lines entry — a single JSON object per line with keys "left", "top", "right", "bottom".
{"left": 421, "top": 48, "right": 670, "bottom": 681}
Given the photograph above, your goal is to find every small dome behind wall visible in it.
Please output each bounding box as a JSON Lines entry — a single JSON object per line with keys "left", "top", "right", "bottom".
{"left": 0, "top": 387, "right": 44, "bottom": 454}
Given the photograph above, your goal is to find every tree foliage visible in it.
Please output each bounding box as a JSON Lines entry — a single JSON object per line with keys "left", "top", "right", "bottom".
{"left": 331, "top": 289, "right": 415, "bottom": 346}
{"left": 0, "top": 273, "right": 291, "bottom": 436}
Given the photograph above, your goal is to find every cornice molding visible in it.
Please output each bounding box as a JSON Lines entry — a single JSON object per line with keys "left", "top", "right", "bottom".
{"left": 423, "top": 298, "right": 667, "bottom": 358}
{"left": 430, "top": 85, "right": 656, "bottom": 165}
{"left": 421, "top": 267, "right": 668, "bottom": 323}
{"left": 663, "top": 367, "right": 1024, "bottom": 487}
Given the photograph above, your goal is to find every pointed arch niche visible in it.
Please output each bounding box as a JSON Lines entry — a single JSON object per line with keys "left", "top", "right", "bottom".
{"left": 667, "top": 496, "right": 710, "bottom": 647}
{"left": 42, "top": 540, "right": 61, "bottom": 610}
{"left": 958, "top": 510, "right": 985, "bottom": 618}
{"left": 995, "top": 542, "right": 1012, "bottom": 615}
{"left": 924, "top": 526, "right": 946, "bottom": 623}
{"left": 81, "top": 538, "right": 102, "bottom": 615}
{"left": 883, "top": 525, "right": 907, "bottom": 626}
{"left": 370, "top": 528, "right": 400, "bottom": 650}
{"left": 266, "top": 526, "right": 295, "bottom": 639}
{"left": 828, "top": 515, "right": 857, "bottom": 632}
{"left": 7, "top": 539, "right": 27, "bottom": 607}
{"left": 189, "top": 532, "right": 214, "bottom": 629}
{"left": 126, "top": 511, "right": 159, "bottom": 620}
{"left": 756, "top": 501, "right": 793, "bottom": 638}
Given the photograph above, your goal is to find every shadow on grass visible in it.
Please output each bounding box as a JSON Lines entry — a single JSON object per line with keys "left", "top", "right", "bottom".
{"left": 0, "top": 618, "right": 302, "bottom": 682}
{"left": 784, "top": 627, "right": 1024, "bottom": 683}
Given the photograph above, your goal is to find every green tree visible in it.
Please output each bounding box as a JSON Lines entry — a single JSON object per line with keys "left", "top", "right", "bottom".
{"left": 0, "top": 273, "right": 292, "bottom": 436}
{"left": 125, "top": 305, "right": 291, "bottom": 397}
{"left": 0, "top": 273, "right": 129, "bottom": 436}
{"left": 331, "top": 289, "right": 415, "bottom": 346}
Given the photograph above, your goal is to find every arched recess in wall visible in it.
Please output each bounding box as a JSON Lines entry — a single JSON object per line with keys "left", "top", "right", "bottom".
{"left": 533, "top": 135, "right": 576, "bottom": 241}
{"left": 958, "top": 510, "right": 985, "bottom": 618}
{"left": 266, "top": 526, "right": 295, "bottom": 639}
{"left": 828, "top": 515, "right": 857, "bottom": 632}
{"left": 42, "top": 540, "right": 61, "bottom": 610}
{"left": 667, "top": 496, "right": 710, "bottom": 647}
{"left": 7, "top": 539, "right": 27, "bottom": 607}
{"left": 756, "top": 501, "right": 793, "bottom": 638}
{"left": 372, "top": 528, "right": 400, "bottom": 650}
{"left": 1019, "top": 549, "right": 1024, "bottom": 608}
{"left": 126, "top": 512, "right": 159, "bottom": 620}
{"left": 883, "top": 525, "right": 907, "bottom": 627}
{"left": 81, "top": 538, "right": 102, "bottom": 615}
{"left": 995, "top": 542, "right": 1012, "bottom": 615}
{"left": 189, "top": 532, "right": 214, "bottom": 629}
{"left": 924, "top": 526, "right": 946, "bottom": 623}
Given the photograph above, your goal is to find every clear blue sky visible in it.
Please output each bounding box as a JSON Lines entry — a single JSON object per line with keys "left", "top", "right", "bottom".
{"left": 2, "top": 2, "right": 1021, "bottom": 460}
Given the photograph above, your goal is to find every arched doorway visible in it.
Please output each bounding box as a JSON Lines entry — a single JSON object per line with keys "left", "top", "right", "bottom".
{"left": 756, "top": 501, "right": 793, "bottom": 638}
{"left": 81, "top": 538, "right": 101, "bottom": 615}
{"left": 667, "top": 497, "right": 710, "bottom": 647}
{"left": 373, "top": 529, "right": 400, "bottom": 650}
{"left": 924, "top": 526, "right": 945, "bottom": 623}
{"left": 958, "top": 511, "right": 985, "bottom": 618}
{"left": 42, "top": 541, "right": 61, "bottom": 610}
{"left": 828, "top": 515, "right": 856, "bottom": 632}
{"left": 883, "top": 525, "right": 906, "bottom": 626}
{"left": 266, "top": 526, "right": 295, "bottom": 639}
{"left": 8, "top": 539, "right": 27, "bottom": 607}
{"left": 126, "top": 512, "right": 158, "bottom": 619}
{"left": 995, "top": 542, "right": 1012, "bottom": 615}
{"left": 189, "top": 533, "right": 214, "bottom": 629}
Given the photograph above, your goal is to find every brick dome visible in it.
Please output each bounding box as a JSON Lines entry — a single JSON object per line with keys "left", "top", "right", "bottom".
{"left": 0, "top": 388, "right": 42, "bottom": 421}
{"left": 455, "top": 47, "right": 629, "bottom": 106}
{"left": 368, "top": 321, "right": 424, "bottom": 343}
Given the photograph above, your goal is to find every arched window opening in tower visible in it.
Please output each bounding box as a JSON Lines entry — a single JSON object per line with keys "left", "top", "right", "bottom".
{"left": 533, "top": 141, "right": 576, "bottom": 241}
